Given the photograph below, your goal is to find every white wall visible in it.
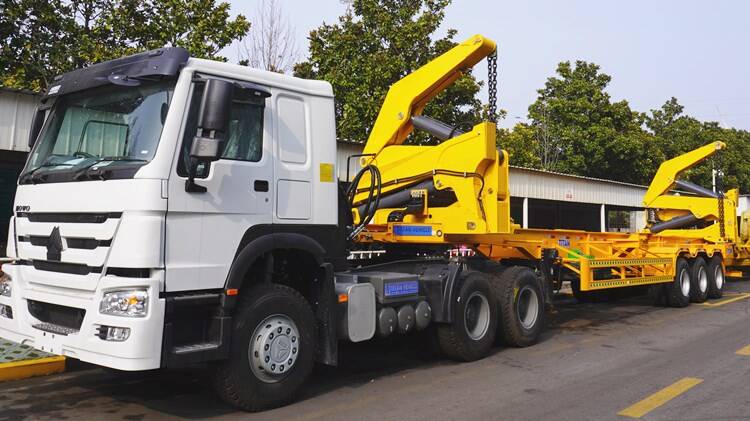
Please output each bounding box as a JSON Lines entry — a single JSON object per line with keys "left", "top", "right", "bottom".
{"left": 0, "top": 89, "right": 39, "bottom": 153}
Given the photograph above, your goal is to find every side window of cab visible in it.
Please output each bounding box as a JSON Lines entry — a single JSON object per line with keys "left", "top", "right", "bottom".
{"left": 178, "top": 79, "right": 267, "bottom": 178}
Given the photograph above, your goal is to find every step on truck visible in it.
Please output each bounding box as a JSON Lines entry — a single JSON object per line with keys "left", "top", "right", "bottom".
{"left": 0, "top": 34, "right": 746, "bottom": 411}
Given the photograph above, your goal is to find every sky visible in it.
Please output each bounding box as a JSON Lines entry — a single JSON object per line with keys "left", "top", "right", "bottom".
{"left": 224, "top": 1, "right": 750, "bottom": 130}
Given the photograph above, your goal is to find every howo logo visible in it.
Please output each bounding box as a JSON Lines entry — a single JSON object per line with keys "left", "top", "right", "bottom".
{"left": 15, "top": 205, "right": 30, "bottom": 212}
{"left": 47, "top": 226, "right": 64, "bottom": 261}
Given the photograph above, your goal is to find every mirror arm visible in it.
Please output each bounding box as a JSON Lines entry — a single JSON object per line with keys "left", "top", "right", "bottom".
{"left": 185, "top": 158, "right": 207, "bottom": 193}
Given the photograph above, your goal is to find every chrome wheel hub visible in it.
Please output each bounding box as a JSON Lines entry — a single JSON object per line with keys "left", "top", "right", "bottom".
{"left": 698, "top": 266, "right": 708, "bottom": 293}
{"left": 680, "top": 269, "right": 690, "bottom": 297}
{"left": 249, "top": 315, "right": 299, "bottom": 383}
{"left": 464, "top": 291, "right": 490, "bottom": 341}
{"left": 517, "top": 286, "right": 539, "bottom": 330}
{"left": 715, "top": 266, "right": 724, "bottom": 289}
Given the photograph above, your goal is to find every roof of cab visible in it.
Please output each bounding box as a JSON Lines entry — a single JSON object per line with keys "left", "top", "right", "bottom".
{"left": 186, "top": 57, "right": 334, "bottom": 98}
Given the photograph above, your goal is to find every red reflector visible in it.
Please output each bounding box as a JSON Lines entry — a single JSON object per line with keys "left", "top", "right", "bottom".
{"left": 226, "top": 288, "right": 239, "bottom": 296}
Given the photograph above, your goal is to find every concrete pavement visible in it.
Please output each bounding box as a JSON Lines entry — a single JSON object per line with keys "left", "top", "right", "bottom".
{"left": 1, "top": 280, "right": 749, "bottom": 420}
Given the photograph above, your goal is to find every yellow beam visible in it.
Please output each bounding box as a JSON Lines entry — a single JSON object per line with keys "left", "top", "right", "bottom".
{"left": 643, "top": 141, "right": 724, "bottom": 207}
{"left": 362, "top": 34, "right": 496, "bottom": 158}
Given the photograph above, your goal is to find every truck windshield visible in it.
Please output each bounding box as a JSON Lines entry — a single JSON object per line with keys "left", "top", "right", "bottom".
{"left": 20, "top": 80, "right": 176, "bottom": 184}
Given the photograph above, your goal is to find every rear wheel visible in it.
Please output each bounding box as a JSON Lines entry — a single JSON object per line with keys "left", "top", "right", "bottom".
{"left": 707, "top": 255, "right": 725, "bottom": 299}
{"left": 666, "top": 257, "right": 691, "bottom": 308}
{"left": 494, "top": 266, "right": 545, "bottom": 347}
{"left": 436, "top": 272, "right": 497, "bottom": 361}
{"left": 688, "top": 257, "right": 709, "bottom": 303}
{"left": 212, "top": 283, "right": 316, "bottom": 412}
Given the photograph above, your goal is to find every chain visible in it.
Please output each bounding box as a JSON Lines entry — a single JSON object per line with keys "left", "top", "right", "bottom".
{"left": 716, "top": 151, "right": 726, "bottom": 239}
{"left": 487, "top": 50, "right": 498, "bottom": 123}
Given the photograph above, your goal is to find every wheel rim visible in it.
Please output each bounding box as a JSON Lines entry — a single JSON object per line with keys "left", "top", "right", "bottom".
{"left": 714, "top": 265, "right": 724, "bottom": 290}
{"left": 517, "top": 286, "right": 539, "bottom": 330}
{"left": 680, "top": 268, "right": 690, "bottom": 297}
{"left": 698, "top": 266, "right": 708, "bottom": 293}
{"left": 249, "top": 314, "right": 300, "bottom": 383}
{"left": 464, "top": 291, "right": 490, "bottom": 340}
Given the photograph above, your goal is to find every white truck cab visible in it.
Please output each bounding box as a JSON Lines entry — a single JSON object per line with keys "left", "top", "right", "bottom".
{"left": 0, "top": 48, "right": 344, "bottom": 372}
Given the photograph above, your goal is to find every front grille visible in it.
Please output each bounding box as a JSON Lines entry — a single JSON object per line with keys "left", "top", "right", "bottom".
{"left": 30, "top": 260, "right": 103, "bottom": 275}
{"left": 28, "top": 300, "right": 86, "bottom": 331}
{"left": 18, "top": 235, "right": 111, "bottom": 249}
{"left": 16, "top": 212, "right": 122, "bottom": 224}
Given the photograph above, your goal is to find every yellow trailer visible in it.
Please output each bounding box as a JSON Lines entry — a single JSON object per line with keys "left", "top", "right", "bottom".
{"left": 350, "top": 35, "right": 744, "bottom": 310}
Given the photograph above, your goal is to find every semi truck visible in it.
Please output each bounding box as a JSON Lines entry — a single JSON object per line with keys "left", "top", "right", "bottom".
{"left": 0, "top": 34, "right": 745, "bottom": 411}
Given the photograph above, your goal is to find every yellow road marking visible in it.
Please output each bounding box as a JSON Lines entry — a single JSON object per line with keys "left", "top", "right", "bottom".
{"left": 699, "top": 293, "right": 750, "bottom": 307}
{"left": 736, "top": 345, "right": 750, "bottom": 356}
{"left": 618, "top": 377, "right": 703, "bottom": 418}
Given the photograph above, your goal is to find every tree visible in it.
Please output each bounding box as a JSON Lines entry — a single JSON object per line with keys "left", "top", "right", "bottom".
{"left": 0, "top": 0, "right": 250, "bottom": 91}
{"left": 523, "top": 60, "right": 662, "bottom": 184}
{"left": 237, "top": 0, "right": 298, "bottom": 73}
{"left": 646, "top": 97, "right": 750, "bottom": 192}
{"left": 294, "top": 0, "right": 485, "bottom": 144}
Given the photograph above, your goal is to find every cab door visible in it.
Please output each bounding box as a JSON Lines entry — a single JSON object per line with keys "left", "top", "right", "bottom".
{"left": 165, "top": 77, "right": 273, "bottom": 292}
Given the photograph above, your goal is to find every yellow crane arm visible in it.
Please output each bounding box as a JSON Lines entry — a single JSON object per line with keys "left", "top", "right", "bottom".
{"left": 361, "top": 34, "right": 496, "bottom": 158}
{"left": 643, "top": 141, "right": 725, "bottom": 207}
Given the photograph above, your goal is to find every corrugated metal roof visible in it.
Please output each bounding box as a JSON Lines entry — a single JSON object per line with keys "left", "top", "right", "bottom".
{"left": 508, "top": 166, "right": 646, "bottom": 208}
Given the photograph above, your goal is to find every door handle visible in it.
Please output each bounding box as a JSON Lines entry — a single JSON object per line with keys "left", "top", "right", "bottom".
{"left": 254, "top": 180, "right": 269, "bottom": 192}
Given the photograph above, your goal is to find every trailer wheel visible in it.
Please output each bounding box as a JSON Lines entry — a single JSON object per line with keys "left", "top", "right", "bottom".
{"left": 494, "top": 266, "right": 545, "bottom": 347}
{"left": 666, "top": 257, "right": 691, "bottom": 308}
{"left": 688, "top": 257, "right": 709, "bottom": 303}
{"left": 707, "top": 255, "right": 725, "bottom": 299}
{"left": 212, "top": 283, "right": 316, "bottom": 412}
{"left": 436, "top": 272, "right": 497, "bottom": 361}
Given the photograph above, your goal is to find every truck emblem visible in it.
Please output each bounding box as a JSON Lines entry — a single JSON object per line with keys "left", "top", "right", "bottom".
{"left": 47, "top": 226, "right": 64, "bottom": 261}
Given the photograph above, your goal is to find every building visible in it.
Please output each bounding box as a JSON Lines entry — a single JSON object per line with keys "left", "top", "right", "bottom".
{"left": 0, "top": 87, "right": 37, "bottom": 252}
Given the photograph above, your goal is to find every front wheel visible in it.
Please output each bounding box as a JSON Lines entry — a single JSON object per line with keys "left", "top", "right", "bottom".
{"left": 435, "top": 272, "right": 498, "bottom": 362}
{"left": 212, "top": 283, "right": 316, "bottom": 412}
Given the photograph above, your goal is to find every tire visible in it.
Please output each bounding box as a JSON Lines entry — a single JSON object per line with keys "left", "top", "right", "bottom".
{"left": 707, "top": 255, "right": 725, "bottom": 299}
{"left": 648, "top": 284, "right": 668, "bottom": 307}
{"left": 688, "top": 257, "right": 709, "bottom": 303}
{"left": 436, "top": 272, "right": 498, "bottom": 361}
{"left": 212, "top": 283, "right": 316, "bottom": 412}
{"left": 666, "top": 257, "right": 691, "bottom": 308}
{"left": 494, "top": 266, "right": 545, "bottom": 347}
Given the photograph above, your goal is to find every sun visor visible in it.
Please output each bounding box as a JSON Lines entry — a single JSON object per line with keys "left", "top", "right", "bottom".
{"left": 43, "top": 47, "right": 190, "bottom": 99}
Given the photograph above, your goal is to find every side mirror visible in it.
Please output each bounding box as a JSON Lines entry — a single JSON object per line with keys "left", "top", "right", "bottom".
{"left": 186, "top": 79, "right": 234, "bottom": 192}
{"left": 28, "top": 108, "right": 46, "bottom": 149}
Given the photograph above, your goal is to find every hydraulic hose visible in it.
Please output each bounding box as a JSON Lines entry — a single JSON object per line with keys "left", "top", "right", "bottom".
{"left": 347, "top": 164, "right": 381, "bottom": 240}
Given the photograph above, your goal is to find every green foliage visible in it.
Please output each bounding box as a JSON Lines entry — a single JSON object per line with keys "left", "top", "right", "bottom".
{"left": 505, "top": 60, "right": 750, "bottom": 192}
{"left": 294, "top": 0, "right": 485, "bottom": 144}
{"left": 0, "top": 0, "right": 249, "bottom": 91}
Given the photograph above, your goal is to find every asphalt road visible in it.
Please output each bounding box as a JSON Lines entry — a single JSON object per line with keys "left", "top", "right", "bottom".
{"left": 2, "top": 280, "right": 750, "bottom": 421}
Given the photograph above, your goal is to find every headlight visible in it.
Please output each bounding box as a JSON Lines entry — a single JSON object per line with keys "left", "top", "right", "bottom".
{"left": 100, "top": 290, "right": 148, "bottom": 317}
{"left": 0, "top": 273, "right": 11, "bottom": 297}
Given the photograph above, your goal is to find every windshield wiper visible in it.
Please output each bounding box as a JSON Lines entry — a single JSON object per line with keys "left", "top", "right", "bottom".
{"left": 73, "top": 156, "right": 148, "bottom": 181}
{"left": 20, "top": 161, "right": 74, "bottom": 184}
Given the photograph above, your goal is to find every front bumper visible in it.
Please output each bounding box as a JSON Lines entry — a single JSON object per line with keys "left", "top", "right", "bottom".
{"left": 0, "top": 263, "right": 165, "bottom": 371}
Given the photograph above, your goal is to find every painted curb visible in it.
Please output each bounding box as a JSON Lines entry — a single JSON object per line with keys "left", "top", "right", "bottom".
{"left": 0, "top": 355, "right": 66, "bottom": 382}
